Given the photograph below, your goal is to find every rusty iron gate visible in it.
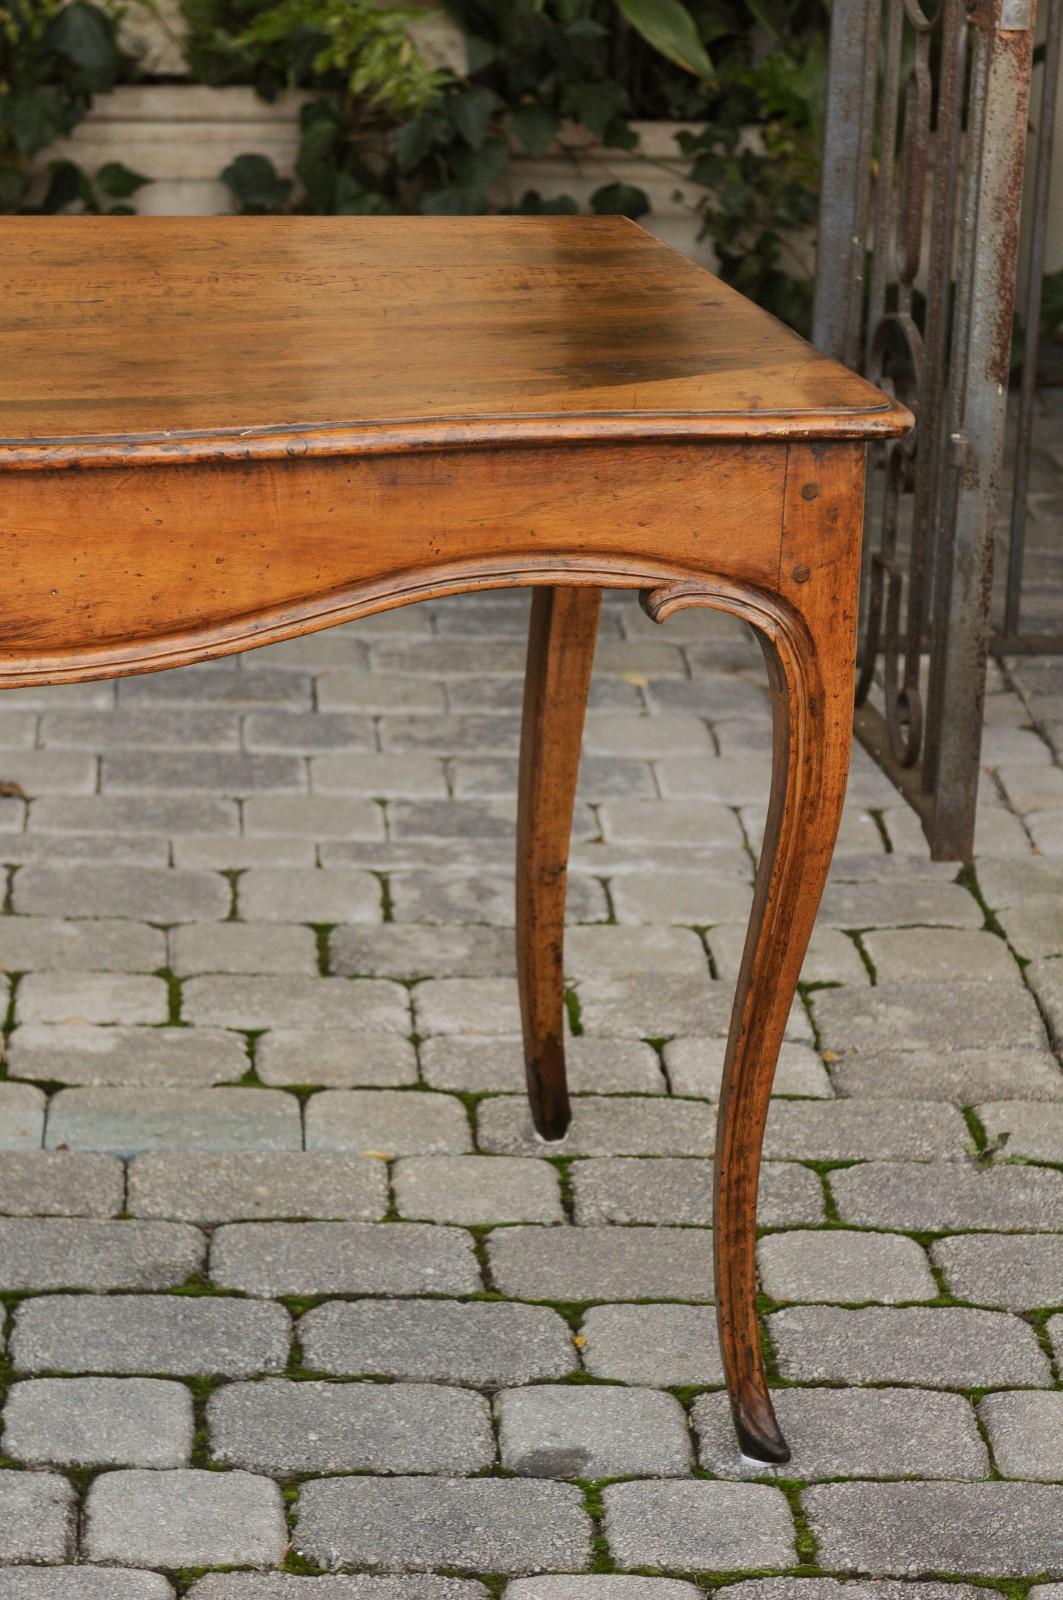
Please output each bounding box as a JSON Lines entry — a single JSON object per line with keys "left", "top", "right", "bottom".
{"left": 813, "top": 0, "right": 1059, "bottom": 859}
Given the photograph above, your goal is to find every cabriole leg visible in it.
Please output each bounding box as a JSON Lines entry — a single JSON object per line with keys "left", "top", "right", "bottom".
{"left": 515, "top": 585, "right": 601, "bottom": 1141}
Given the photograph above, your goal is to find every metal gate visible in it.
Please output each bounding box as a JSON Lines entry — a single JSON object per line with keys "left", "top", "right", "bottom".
{"left": 812, "top": 0, "right": 1056, "bottom": 859}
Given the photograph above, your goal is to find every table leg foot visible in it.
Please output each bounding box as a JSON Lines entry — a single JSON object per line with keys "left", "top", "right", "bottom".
{"left": 516, "top": 585, "right": 601, "bottom": 1141}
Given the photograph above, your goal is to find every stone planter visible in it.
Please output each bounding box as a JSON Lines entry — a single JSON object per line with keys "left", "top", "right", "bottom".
{"left": 41, "top": 85, "right": 733, "bottom": 266}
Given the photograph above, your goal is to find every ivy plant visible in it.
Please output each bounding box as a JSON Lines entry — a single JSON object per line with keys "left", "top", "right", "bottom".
{"left": 0, "top": 0, "right": 146, "bottom": 211}
{"left": 200, "top": 0, "right": 824, "bottom": 328}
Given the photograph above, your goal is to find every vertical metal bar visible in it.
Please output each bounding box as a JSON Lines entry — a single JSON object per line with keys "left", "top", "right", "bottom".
{"left": 1004, "top": 0, "right": 1062, "bottom": 637}
{"left": 922, "top": 0, "right": 1037, "bottom": 858}
{"left": 812, "top": 0, "right": 880, "bottom": 363}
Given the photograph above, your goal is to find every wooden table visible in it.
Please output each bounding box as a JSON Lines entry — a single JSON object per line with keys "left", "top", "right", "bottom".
{"left": 0, "top": 216, "right": 910, "bottom": 1465}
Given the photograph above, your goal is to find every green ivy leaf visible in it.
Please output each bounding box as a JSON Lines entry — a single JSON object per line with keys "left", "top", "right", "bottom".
{"left": 1, "top": 89, "right": 66, "bottom": 158}
{"left": 615, "top": 0, "right": 714, "bottom": 80}
{"left": 514, "top": 189, "right": 578, "bottom": 215}
{"left": 46, "top": 2, "right": 119, "bottom": 80}
{"left": 510, "top": 103, "right": 558, "bottom": 159}
{"left": 562, "top": 80, "right": 627, "bottom": 139}
{"left": 221, "top": 152, "right": 293, "bottom": 214}
{"left": 591, "top": 180, "right": 650, "bottom": 219}
{"left": 333, "top": 171, "right": 395, "bottom": 214}
{"left": 450, "top": 85, "right": 502, "bottom": 150}
{"left": 40, "top": 159, "right": 84, "bottom": 213}
{"left": 96, "top": 161, "right": 149, "bottom": 198}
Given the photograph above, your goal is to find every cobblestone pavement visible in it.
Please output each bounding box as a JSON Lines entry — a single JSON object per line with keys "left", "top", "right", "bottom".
{"left": 0, "top": 545, "right": 1062, "bottom": 1592}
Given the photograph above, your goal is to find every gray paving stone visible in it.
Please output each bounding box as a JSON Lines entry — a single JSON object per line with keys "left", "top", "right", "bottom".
{"left": 979, "top": 1390, "right": 1063, "bottom": 1480}
{"left": 307, "top": 756, "right": 447, "bottom": 800}
{"left": 240, "top": 799, "right": 389, "bottom": 844}
{"left": 256, "top": 1029, "right": 418, "bottom": 1088}
{"left": 10, "top": 1293, "right": 291, "bottom": 1376}
{"left": 238, "top": 868, "right": 382, "bottom": 924}
{"left": 2, "top": 1377, "right": 193, "bottom": 1467}
{"left": 29, "top": 795, "right": 238, "bottom": 838}
{"left": 8, "top": 1025, "right": 249, "bottom": 1086}
{"left": 295, "top": 1477, "right": 591, "bottom": 1573}
{"left": 579, "top": 1303, "right": 722, "bottom": 1384}
{"left": 128, "top": 1152, "right": 388, "bottom": 1222}
{"left": 299, "top": 1298, "right": 576, "bottom": 1384}
{"left": 763, "top": 1098, "right": 967, "bottom": 1160}
{"left": 413, "top": 977, "right": 522, "bottom": 1034}
{"left": 18, "top": 972, "right": 169, "bottom": 1025}
{"left": 183, "top": 975, "right": 409, "bottom": 1032}
{"left": 244, "top": 710, "right": 373, "bottom": 752}
{"left": 720, "top": 1586, "right": 980, "bottom": 1600}
{"left": 609, "top": 872, "right": 755, "bottom": 927}
{"left": 805, "top": 1481, "right": 1063, "bottom": 1576}
{"left": 0, "top": 1569, "right": 174, "bottom": 1598}
{"left": 598, "top": 798, "right": 744, "bottom": 848}
{"left": 40, "top": 706, "right": 240, "bottom": 751}
{"left": 46, "top": 1087, "right": 301, "bottom": 1155}
{"left": 170, "top": 921, "right": 318, "bottom": 975}
{"left": 997, "top": 900, "right": 1063, "bottom": 959}
{"left": 0, "top": 917, "right": 166, "bottom": 973}
{"left": 979, "top": 1098, "right": 1063, "bottom": 1160}
{"left": 420, "top": 1036, "right": 664, "bottom": 1094}
{"left": 393, "top": 799, "right": 587, "bottom": 846}
{"left": 708, "top": 925, "right": 868, "bottom": 987}
{"left": 488, "top": 1226, "right": 712, "bottom": 1302}
{"left": 666, "top": 1038, "right": 831, "bottom": 1099}
{"left": 209, "top": 1378, "right": 494, "bottom": 1474}
{"left": 584, "top": 712, "right": 713, "bottom": 758}
{"left": 771, "top": 1305, "right": 1051, "bottom": 1385}
{"left": 172, "top": 834, "right": 316, "bottom": 869}
{"left": 506, "top": 1582, "right": 699, "bottom": 1600}
{"left": 821, "top": 884, "right": 988, "bottom": 939}
{"left": 211, "top": 1221, "right": 480, "bottom": 1297}
{"left": 571, "top": 1157, "right": 823, "bottom": 1227}
{"left": 0, "top": 1470, "right": 75, "bottom": 1562}
{"left": 602, "top": 1480, "right": 795, "bottom": 1571}
{"left": 13, "top": 864, "right": 231, "bottom": 922}
{"left": 317, "top": 672, "right": 446, "bottom": 715}
{"left": 120, "top": 665, "right": 311, "bottom": 708}
{"left": 565, "top": 925, "right": 711, "bottom": 978}
{"left": 83, "top": 1467, "right": 288, "bottom": 1569}
{"left": 477, "top": 1096, "right": 714, "bottom": 1157}
{"left": 0, "top": 751, "right": 95, "bottom": 795}
{"left": 0, "top": 1152, "right": 123, "bottom": 1216}
{"left": 332, "top": 924, "right": 515, "bottom": 980}
{"left": 577, "top": 972, "right": 811, "bottom": 1041}
{"left": 102, "top": 750, "right": 305, "bottom": 796}
{"left": 829, "top": 1047, "right": 1063, "bottom": 1101}
{"left": 390, "top": 870, "right": 607, "bottom": 928}
{"left": 831, "top": 1160, "right": 1063, "bottom": 1230}
{"left": 1033, "top": 1590, "right": 1063, "bottom": 1600}
{"left": 757, "top": 1229, "right": 936, "bottom": 1303}
{"left": 861, "top": 927, "right": 1018, "bottom": 981}
{"left": 932, "top": 1232, "right": 1063, "bottom": 1308}
{"left": 813, "top": 979, "right": 1047, "bottom": 1053}
{"left": 394, "top": 1157, "right": 563, "bottom": 1224}
{"left": 380, "top": 713, "right": 522, "bottom": 756}
{"left": 0, "top": 1218, "right": 203, "bottom": 1290}
{"left": 188, "top": 1581, "right": 482, "bottom": 1600}
{"left": 454, "top": 754, "right": 653, "bottom": 801}
{"left": 693, "top": 1387, "right": 988, "bottom": 1480}
{"left": 305, "top": 1090, "right": 471, "bottom": 1155}
{"left": 1, "top": 832, "right": 168, "bottom": 867}
{"left": 0, "top": 1083, "right": 46, "bottom": 1149}
{"left": 496, "top": 1385, "right": 691, "bottom": 1478}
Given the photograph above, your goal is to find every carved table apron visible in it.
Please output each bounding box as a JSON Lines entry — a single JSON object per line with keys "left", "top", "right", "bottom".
{"left": 0, "top": 215, "right": 912, "bottom": 1464}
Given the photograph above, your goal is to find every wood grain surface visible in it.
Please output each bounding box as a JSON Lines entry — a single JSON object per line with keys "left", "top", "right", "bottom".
{"left": 0, "top": 216, "right": 910, "bottom": 467}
